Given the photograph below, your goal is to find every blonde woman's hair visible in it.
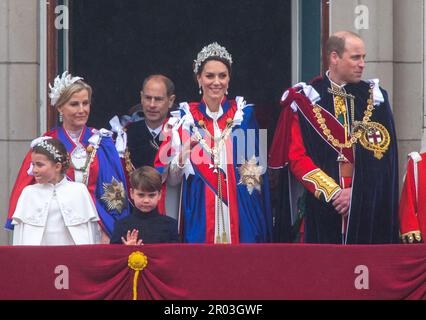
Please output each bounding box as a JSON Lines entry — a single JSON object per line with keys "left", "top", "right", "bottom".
{"left": 54, "top": 80, "right": 93, "bottom": 108}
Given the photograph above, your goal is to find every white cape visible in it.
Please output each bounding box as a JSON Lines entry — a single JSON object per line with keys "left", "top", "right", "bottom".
{"left": 12, "top": 178, "right": 101, "bottom": 245}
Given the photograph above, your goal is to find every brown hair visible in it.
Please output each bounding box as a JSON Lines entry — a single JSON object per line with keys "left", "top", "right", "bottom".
{"left": 32, "top": 138, "right": 70, "bottom": 174}
{"left": 142, "top": 74, "right": 175, "bottom": 97}
{"left": 195, "top": 56, "right": 232, "bottom": 77}
{"left": 130, "top": 166, "right": 162, "bottom": 192}
{"left": 54, "top": 80, "right": 93, "bottom": 108}
{"left": 326, "top": 31, "right": 362, "bottom": 64}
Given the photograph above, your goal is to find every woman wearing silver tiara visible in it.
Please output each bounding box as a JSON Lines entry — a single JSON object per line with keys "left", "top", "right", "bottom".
{"left": 155, "top": 42, "right": 273, "bottom": 243}
{"left": 12, "top": 138, "right": 101, "bottom": 245}
{"left": 6, "top": 72, "right": 130, "bottom": 243}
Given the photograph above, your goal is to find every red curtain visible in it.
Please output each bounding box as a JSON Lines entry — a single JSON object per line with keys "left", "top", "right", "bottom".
{"left": 0, "top": 244, "right": 425, "bottom": 300}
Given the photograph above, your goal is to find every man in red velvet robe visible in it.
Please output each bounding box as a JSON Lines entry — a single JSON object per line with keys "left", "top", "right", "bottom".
{"left": 269, "top": 31, "right": 399, "bottom": 244}
{"left": 399, "top": 135, "right": 426, "bottom": 244}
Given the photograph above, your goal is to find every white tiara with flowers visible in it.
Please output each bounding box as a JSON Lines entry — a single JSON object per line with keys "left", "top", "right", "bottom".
{"left": 193, "top": 42, "right": 233, "bottom": 74}
{"left": 48, "top": 71, "right": 83, "bottom": 106}
{"left": 31, "top": 137, "right": 63, "bottom": 161}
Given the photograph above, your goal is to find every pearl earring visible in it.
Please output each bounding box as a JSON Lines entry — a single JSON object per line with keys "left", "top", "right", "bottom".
{"left": 59, "top": 112, "right": 63, "bottom": 123}
{"left": 199, "top": 86, "right": 202, "bottom": 95}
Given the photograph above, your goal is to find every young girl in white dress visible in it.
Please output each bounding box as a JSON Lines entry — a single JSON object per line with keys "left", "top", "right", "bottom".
{"left": 12, "top": 137, "right": 101, "bottom": 245}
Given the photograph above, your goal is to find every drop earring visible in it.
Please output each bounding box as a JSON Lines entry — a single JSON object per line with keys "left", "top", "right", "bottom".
{"left": 59, "top": 112, "right": 63, "bottom": 123}
{"left": 226, "top": 89, "right": 229, "bottom": 95}
{"left": 199, "top": 86, "right": 202, "bottom": 95}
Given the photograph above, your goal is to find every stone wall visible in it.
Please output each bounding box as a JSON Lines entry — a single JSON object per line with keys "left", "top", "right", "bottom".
{"left": 330, "top": 0, "right": 424, "bottom": 187}
{"left": 0, "top": 0, "right": 39, "bottom": 244}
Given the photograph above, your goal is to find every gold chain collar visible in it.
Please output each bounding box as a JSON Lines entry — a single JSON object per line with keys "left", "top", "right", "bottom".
{"left": 191, "top": 118, "right": 235, "bottom": 244}
{"left": 312, "top": 86, "right": 375, "bottom": 150}
{"left": 191, "top": 118, "right": 234, "bottom": 168}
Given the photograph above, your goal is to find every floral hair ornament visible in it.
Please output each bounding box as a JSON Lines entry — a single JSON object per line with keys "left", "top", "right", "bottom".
{"left": 30, "top": 136, "right": 52, "bottom": 149}
{"left": 48, "top": 71, "right": 83, "bottom": 106}
{"left": 30, "top": 136, "right": 63, "bottom": 162}
{"left": 193, "top": 42, "right": 233, "bottom": 74}
{"left": 28, "top": 137, "right": 56, "bottom": 175}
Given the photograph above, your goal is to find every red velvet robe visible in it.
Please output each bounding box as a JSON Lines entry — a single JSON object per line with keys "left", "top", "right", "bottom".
{"left": 399, "top": 153, "right": 426, "bottom": 243}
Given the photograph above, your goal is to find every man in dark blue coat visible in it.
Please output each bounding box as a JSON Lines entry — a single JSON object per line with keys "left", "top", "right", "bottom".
{"left": 269, "top": 31, "right": 399, "bottom": 244}
{"left": 125, "top": 75, "right": 176, "bottom": 170}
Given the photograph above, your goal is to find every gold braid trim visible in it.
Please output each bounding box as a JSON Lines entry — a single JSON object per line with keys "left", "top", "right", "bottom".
{"left": 302, "top": 169, "right": 341, "bottom": 203}
{"left": 82, "top": 139, "right": 100, "bottom": 186}
{"left": 124, "top": 147, "right": 134, "bottom": 174}
{"left": 401, "top": 230, "right": 422, "bottom": 244}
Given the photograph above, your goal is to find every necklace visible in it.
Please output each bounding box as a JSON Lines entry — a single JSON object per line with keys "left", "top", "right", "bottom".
{"left": 66, "top": 129, "right": 99, "bottom": 185}
{"left": 192, "top": 116, "right": 234, "bottom": 244}
{"left": 81, "top": 144, "right": 99, "bottom": 185}
{"left": 71, "top": 144, "right": 91, "bottom": 171}
{"left": 66, "top": 129, "right": 88, "bottom": 171}
{"left": 312, "top": 85, "right": 375, "bottom": 152}
{"left": 191, "top": 118, "right": 234, "bottom": 171}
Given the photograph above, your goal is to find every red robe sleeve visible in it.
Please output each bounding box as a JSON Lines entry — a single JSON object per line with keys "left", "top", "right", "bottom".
{"left": 268, "top": 106, "right": 292, "bottom": 168}
{"left": 269, "top": 90, "right": 341, "bottom": 203}
{"left": 287, "top": 112, "right": 322, "bottom": 195}
{"left": 399, "top": 158, "right": 422, "bottom": 243}
{"left": 7, "top": 131, "right": 58, "bottom": 228}
{"left": 269, "top": 106, "right": 341, "bottom": 202}
{"left": 7, "top": 149, "right": 35, "bottom": 227}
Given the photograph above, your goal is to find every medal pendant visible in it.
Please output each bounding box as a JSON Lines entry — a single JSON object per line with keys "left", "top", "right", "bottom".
{"left": 374, "top": 151, "right": 384, "bottom": 160}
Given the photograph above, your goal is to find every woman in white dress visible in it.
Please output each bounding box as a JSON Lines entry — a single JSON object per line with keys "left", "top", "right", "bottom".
{"left": 12, "top": 138, "right": 101, "bottom": 245}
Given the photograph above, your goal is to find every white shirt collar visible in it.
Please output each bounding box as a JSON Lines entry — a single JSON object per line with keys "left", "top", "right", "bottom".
{"left": 326, "top": 70, "right": 347, "bottom": 90}
{"left": 206, "top": 105, "right": 224, "bottom": 121}
{"left": 65, "top": 129, "right": 83, "bottom": 144}
{"left": 146, "top": 124, "right": 162, "bottom": 137}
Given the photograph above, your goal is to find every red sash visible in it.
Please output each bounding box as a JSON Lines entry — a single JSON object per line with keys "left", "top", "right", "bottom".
{"left": 290, "top": 90, "right": 354, "bottom": 164}
{"left": 187, "top": 100, "right": 240, "bottom": 243}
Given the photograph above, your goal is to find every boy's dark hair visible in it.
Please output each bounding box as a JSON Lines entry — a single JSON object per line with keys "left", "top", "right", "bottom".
{"left": 130, "top": 166, "right": 162, "bottom": 192}
{"left": 32, "top": 138, "right": 70, "bottom": 174}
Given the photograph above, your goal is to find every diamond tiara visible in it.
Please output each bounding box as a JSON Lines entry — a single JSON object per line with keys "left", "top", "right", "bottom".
{"left": 48, "top": 71, "right": 83, "bottom": 106}
{"left": 32, "top": 138, "right": 64, "bottom": 162}
{"left": 193, "top": 42, "right": 233, "bottom": 74}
